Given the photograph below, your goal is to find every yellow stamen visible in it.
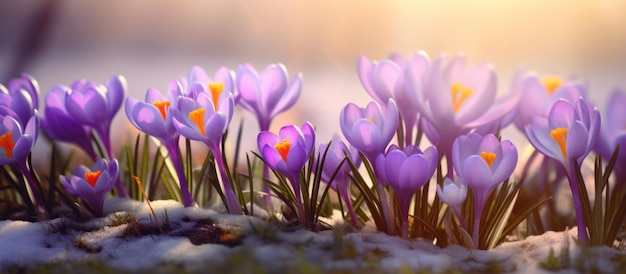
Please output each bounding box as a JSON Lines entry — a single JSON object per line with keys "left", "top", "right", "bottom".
{"left": 541, "top": 76, "right": 564, "bottom": 95}
{"left": 366, "top": 117, "right": 376, "bottom": 123}
{"left": 209, "top": 82, "right": 224, "bottom": 110}
{"left": 550, "top": 127, "right": 568, "bottom": 158}
{"left": 0, "top": 132, "right": 14, "bottom": 158}
{"left": 480, "top": 152, "right": 497, "bottom": 167}
{"left": 450, "top": 82, "right": 473, "bottom": 113}
{"left": 84, "top": 170, "right": 102, "bottom": 188}
{"left": 275, "top": 139, "right": 291, "bottom": 161}
{"left": 152, "top": 101, "right": 171, "bottom": 120}
{"left": 189, "top": 108, "right": 206, "bottom": 136}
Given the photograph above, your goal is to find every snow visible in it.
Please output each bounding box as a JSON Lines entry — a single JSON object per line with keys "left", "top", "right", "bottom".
{"left": 0, "top": 198, "right": 624, "bottom": 273}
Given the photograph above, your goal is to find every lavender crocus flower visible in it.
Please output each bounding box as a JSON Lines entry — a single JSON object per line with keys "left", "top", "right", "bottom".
{"left": 436, "top": 177, "right": 468, "bottom": 224}
{"left": 452, "top": 132, "right": 517, "bottom": 247}
{"left": 0, "top": 113, "right": 46, "bottom": 216}
{"left": 339, "top": 99, "right": 398, "bottom": 162}
{"left": 171, "top": 91, "right": 243, "bottom": 214}
{"left": 525, "top": 98, "right": 600, "bottom": 243}
{"left": 60, "top": 159, "right": 119, "bottom": 217}
{"left": 125, "top": 83, "right": 195, "bottom": 207}
{"left": 64, "top": 76, "right": 126, "bottom": 158}
{"left": 357, "top": 52, "right": 429, "bottom": 146}
{"left": 41, "top": 85, "right": 97, "bottom": 160}
{"left": 0, "top": 85, "right": 37, "bottom": 128}
{"left": 596, "top": 90, "right": 626, "bottom": 181}
{"left": 236, "top": 63, "right": 302, "bottom": 132}
{"left": 317, "top": 134, "right": 361, "bottom": 226}
{"left": 512, "top": 72, "right": 586, "bottom": 131}
{"left": 182, "top": 66, "right": 238, "bottom": 104}
{"left": 376, "top": 145, "right": 438, "bottom": 237}
{"left": 257, "top": 122, "right": 315, "bottom": 219}
{"left": 406, "top": 54, "right": 517, "bottom": 176}
{"left": 0, "top": 73, "right": 39, "bottom": 125}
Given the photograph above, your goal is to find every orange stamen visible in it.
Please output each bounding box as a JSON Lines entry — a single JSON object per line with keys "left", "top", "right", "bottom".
{"left": 208, "top": 82, "right": 224, "bottom": 111}
{"left": 84, "top": 170, "right": 102, "bottom": 188}
{"left": 152, "top": 101, "right": 171, "bottom": 120}
{"left": 550, "top": 127, "right": 568, "bottom": 158}
{"left": 450, "top": 82, "right": 473, "bottom": 113}
{"left": 541, "top": 76, "right": 564, "bottom": 95}
{"left": 480, "top": 152, "right": 497, "bottom": 167}
{"left": 366, "top": 117, "right": 376, "bottom": 123}
{"left": 189, "top": 108, "right": 206, "bottom": 136}
{"left": 275, "top": 139, "right": 291, "bottom": 161}
{"left": 0, "top": 132, "right": 15, "bottom": 158}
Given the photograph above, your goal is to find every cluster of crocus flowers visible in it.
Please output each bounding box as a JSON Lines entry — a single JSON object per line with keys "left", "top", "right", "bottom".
{"left": 237, "top": 63, "right": 302, "bottom": 208}
{"left": 41, "top": 76, "right": 127, "bottom": 197}
{"left": 2, "top": 49, "right": 626, "bottom": 251}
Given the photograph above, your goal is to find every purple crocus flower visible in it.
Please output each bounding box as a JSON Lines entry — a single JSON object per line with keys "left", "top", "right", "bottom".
{"left": 406, "top": 54, "right": 518, "bottom": 177}
{"left": 41, "top": 85, "right": 97, "bottom": 160}
{"left": 596, "top": 90, "right": 626, "bottom": 181}
{"left": 125, "top": 83, "right": 195, "bottom": 207}
{"left": 0, "top": 113, "right": 46, "bottom": 216}
{"left": 257, "top": 122, "right": 315, "bottom": 218}
{"left": 64, "top": 76, "right": 126, "bottom": 158}
{"left": 181, "top": 66, "right": 238, "bottom": 104}
{"left": 357, "top": 52, "right": 430, "bottom": 146}
{"left": 0, "top": 114, "right": 39, "bottom": 167}
{"left": 0, "top": 73, "right": 39, "bottom": 127}
{"left": 452, "top": 132, "right": 517, "bottom": 246}
{"left": 512, "top": 72, "right": 586, "bottom": 132}
{"left": 236, "top": 63, "right": 302, "bottom": 132}
{"left": 339, "top": 99, "right": 398, "bottom": 162}
{"left": 60, "top": 158, "right": 119, "bottom": 216}
{"left": 171, "top": 91, "right": 243, "bottom": 214}
{"left": 375, "top": 145, "right": 438, "bottom": 237}
{"left": 525, "top": 98, "right": 600, "bottom": 243}
{"left": 317, "top": 134, "right": 361, "bottom": 226}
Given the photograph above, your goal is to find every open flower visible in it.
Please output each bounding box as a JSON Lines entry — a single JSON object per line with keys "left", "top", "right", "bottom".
{"left": 525, "top": 98, "right": 600, "bottom": 243}
{"left": 317, "top": 134, "right": 361, "bottom": 225}
{"left": 172, "top": 91, "right": 234, "bottom": 148}
{"left": 0, "top": 114, "right": 39, "bottom": 166}
{"left": 452, "top": 133, "right": 518, "bottom": 203}
{"left": 339, "top": 99, "right": 398, "bottom": 162}
{"left": 0, "top": 113, "right": 46, "bottom": 216}
{"left": 182, "top": 66, "right": 237, "bottom": 104}
{"left": 60, "top": 159, "right": 119, "bottom": 216}
{"left": 236, "top": 63, "right": 302, "bottom": 131}
{"left": 406, "top": 54, "right": 517, "bottom": 175}
{"left": 512, "top": 72, "right": 586, "bottom": 131}
{"left": 258, "top": 122, "right": 315, "bottom": 183}
{"left": 525, "top": 98, "right": 600, "bottom": 166}
{"left": 375, "top": 145, "right": 438, "bottom": 237}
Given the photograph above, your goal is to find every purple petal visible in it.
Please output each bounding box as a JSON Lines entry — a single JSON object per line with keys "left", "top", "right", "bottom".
{"left": 567, "top": 120, "right": 590, "bottom": 160}
{"left": 106, "top": 75, "right": 126, "bottom": 118}
{"left": 549, "top": 100, "right": 575, "bottom": 129}
{"left": 270, "top": 73, "right": 302, "bottom": 117}
{"left": 462, "top": 155, "right": 492, "bottom": 192}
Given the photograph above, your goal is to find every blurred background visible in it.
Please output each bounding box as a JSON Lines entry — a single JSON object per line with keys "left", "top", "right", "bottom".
{"left": 1, "top": 0, "right": 625, "bottom": 157}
